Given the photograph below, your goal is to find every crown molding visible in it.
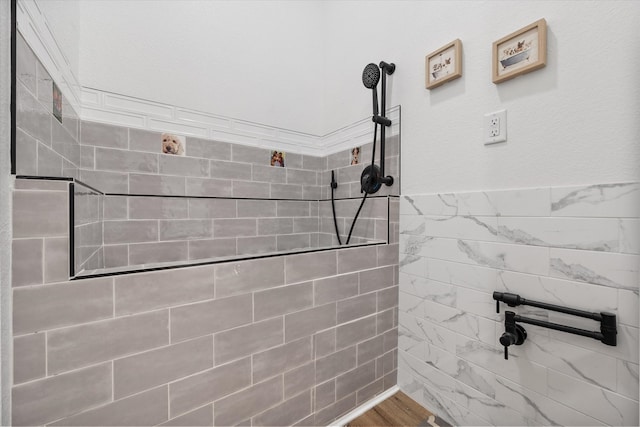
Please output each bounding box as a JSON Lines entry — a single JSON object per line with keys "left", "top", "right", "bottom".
{"left": 81, "top": 86, "right": 400, "bottom": 157}
{"left": 16, "top": 0, "right": 81, "bottom": 113}
{"left": 17, "top": 0, "right": 399, "bottom": 157}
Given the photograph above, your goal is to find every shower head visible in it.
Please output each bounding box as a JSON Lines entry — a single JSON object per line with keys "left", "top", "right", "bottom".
{"left": 362, "top": 63, "right": 380, "bottom": 116}
{"left": 362, "top": 63, "right": 380, "bottom": 89}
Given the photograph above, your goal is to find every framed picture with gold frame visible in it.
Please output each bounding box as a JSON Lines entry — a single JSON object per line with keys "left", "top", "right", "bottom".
{"left": 492, "top": 18, "right": 547, "bottom": 84}
{"left": 425, "top": 39, "right": 462, "bottom": 90}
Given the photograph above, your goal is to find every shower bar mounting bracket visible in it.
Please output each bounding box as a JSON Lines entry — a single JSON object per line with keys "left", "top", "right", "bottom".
{"left": 493, "top": 291, "right": 617, "bottom": 360}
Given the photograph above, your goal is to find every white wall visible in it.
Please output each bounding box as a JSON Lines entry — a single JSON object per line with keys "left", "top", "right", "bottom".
{"left": 323, "top": 1, "right": 640, "bottom": 194}
{"left": 78, "top": 0, "right": 326, "bottom": 135}
{"left": 35, "top": 0, "right": 79, "bottom": 79}
{"left": 75, "top": 1, "right": 640, "bottom": 192}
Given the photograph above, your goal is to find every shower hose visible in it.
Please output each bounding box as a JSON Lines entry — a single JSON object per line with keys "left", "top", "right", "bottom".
{"left": 331, "top": 123, "right": 378, "bottom": 246}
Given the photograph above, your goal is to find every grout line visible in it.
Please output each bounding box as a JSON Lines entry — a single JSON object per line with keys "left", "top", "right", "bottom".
{"left": 111, "top": 279, "right": 115, "bottom": 318}
{"left": 165, "top": 383, "right": 170, "bottom": 423}
{"left": 40, "top": 237, "right": 45, "bottom": 284}
{"left": 44, "top": 330, "right": 48, "bottom": 377}
{"left": 168, "top": 306, "right": 172, "bottom": 344}
{"left": 111, "top": 360, "right": 115, "bottom": 401}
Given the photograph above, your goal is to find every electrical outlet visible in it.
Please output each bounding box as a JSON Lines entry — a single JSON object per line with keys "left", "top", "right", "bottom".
{"left": 484, "top": 109, "right": 507, "bottom": 144}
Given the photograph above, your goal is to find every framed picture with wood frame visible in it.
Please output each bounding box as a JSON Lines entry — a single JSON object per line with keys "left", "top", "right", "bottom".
{"left": 425, "top": 39, "right": 462, "bottom": 90}
{"left": 492, "top": 18, "right": 547, "bottom": 84}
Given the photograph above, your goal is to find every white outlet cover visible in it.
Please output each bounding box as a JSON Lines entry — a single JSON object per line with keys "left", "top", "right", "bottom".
{"left": 484, "top": 109, "right": 507, "bottom": 145}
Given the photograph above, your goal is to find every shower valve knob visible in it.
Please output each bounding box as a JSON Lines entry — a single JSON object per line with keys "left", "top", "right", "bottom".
{"left": 500, "top": 311, "right": 527, "bottom": 360}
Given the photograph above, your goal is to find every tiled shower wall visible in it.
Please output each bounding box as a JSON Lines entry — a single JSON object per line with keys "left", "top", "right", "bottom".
{"left": 15, "top": 33, "right": 81, "bottom": 178}
{"left": 318, "top": 197, "right": 399, "bottom": 248}
{"left": 96, "top": 195, "right": 392, "bottom": 271}
{"left": 12, "top": 178, "right": 400, "bottom": 426}
{"left": 73, "top": 126, "right": 398, "bottom": 271}
{"left": 76, "top": 122, "right": 399, "bottom": 200}
{"left": 74, "top": 182, "right": 104, "bottom": 273}
{"left": 398, "top": 182, "right": 639, "bottom": 426}
{"left": 15, "top": 32, "right": 400, "bottom": 204}
{"left": 78, "top": 121, "right": 325, "bottom": 198}
{"left": 13, "top": 25, "right": 403, "bottom": 427}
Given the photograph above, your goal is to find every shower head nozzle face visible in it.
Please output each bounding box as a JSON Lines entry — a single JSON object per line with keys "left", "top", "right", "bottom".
{"left": 362, "top": 63, "right": 380, "bottom": 89}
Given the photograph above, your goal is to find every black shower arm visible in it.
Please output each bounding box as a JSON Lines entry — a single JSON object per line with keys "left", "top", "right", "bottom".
{"left": 493, "top": 291, "right": 603, "bottom": 321}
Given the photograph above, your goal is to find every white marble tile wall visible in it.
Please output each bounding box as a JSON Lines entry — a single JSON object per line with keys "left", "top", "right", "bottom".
{"left": 398, "top": 182, "right": 640, "bottom": 426}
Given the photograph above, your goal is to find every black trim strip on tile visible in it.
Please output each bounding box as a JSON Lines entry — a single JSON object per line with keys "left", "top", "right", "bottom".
{"left": 14, "top": 177, "right": 398, "bottom": 202}
{"left": 103, "top": 192, "right": 391, "bottom": 202}
{"left": 16, "top": 175, "right": 74, "bottom": 181}
{"left": 71, "top": 241, "right": 386, "bottom": 281}
{"left": 68, "top": 182, "right": 75, "bottom": 278}
{"left": 10, "top": 0, "right": 17, "bottom": 175}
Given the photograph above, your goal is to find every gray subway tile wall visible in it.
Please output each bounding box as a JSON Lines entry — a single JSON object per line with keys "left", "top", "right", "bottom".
{"left": 252, "top": 338, "right": 313, "bottom": 383}
{"left": 12, "top": 70, "right": 399, "bottom": 271}
{"left": 11, "top": 179, "right": 399, "bottom": 426}
{"left": 114, "top": 266, "right": 215, "bottom": 315}
{"left": 11, "top": 238, "right": 43, "bottom": 287}
{"left": 168, "top": 358, "right": 251, "bottom": 418}
{"left": 13, "top": 333, "right": 46, "bottom": 384}
{"left": 93, "top": 194, "right": 390, "bottom": 272}
{"left": 113, "top": 336, "right": 214, "bottom": 399}
{"left": 49, "top": 386, "right": 170, "bottom": 427}
{"left": 15, "top": 34, "right": 80, "bottom": 179}
{"left": 47, "top": 310, "right": 170, "bottom": 374}
{"left": 13, "top": 278, "right": 113, "bottom": 335}
{"left": 35, "top": 99, "right": 397, "bottom": 206}
{"left": 129, "top": 241, "right": 189, "bottom": 265}
{"left": 12, "top": 29, "right": 404, "bottom": 427}
{"left": 159, "top": 404, "right": 213, "bottom": 427}
{"left": 12, "top": 363, "right": 113, "bottom": 426}
{"left": 186, "top": 177, "right": 233, "bottom": 197}
{"left": 74, "top": 182, "right": 104, "bottom": 273}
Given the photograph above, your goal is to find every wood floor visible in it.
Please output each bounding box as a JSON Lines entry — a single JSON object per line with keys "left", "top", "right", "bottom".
{"left": 346, "top": 391, "right": 443, "bottom": 427}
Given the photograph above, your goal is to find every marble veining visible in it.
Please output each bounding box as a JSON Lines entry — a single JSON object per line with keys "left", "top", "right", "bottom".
{"left": 452, "top": 360, "right": 496, "bottom": 400}
{"left": 551, "top": 183, "right": 638, "bottom": 215}
{"left": 528, "top": 338, "right": 611, "bottom": 390}
{"left": 399, "top": 182, "right": 639, "bottom": 426}
{"left": 494, "top": 377, "right": 561, "bottom": 426}
{"left": 498, "top": 224, "right": 616, "bottom": 251}
{"left": 399, "top": 273, "right": 457, "bottom": 307}
{"left": 456, "top": 240, "right": 505, "bottom": 269}
{"left": 550, "top": 257, "right": 627, "bottom": 289}
{"left": 404, "top": 196, "right": 425, "bottom": 216}
{"left": 399, "top": 253, "right": 422, "bottom": 270}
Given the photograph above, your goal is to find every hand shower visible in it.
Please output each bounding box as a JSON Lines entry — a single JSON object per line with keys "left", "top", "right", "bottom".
{"left": 362, "top": 63, "right": 380, "bottom": 117}
{"left": 330, "top": 61, "right": 396, "bottom": 246}
{"left": 360, "top": 61, "right": 395, "bottom": 195}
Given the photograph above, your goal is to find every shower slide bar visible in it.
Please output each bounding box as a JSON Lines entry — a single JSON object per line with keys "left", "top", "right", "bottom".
{"left": 493, "top": 291, "right": 617, "bottom": 360}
